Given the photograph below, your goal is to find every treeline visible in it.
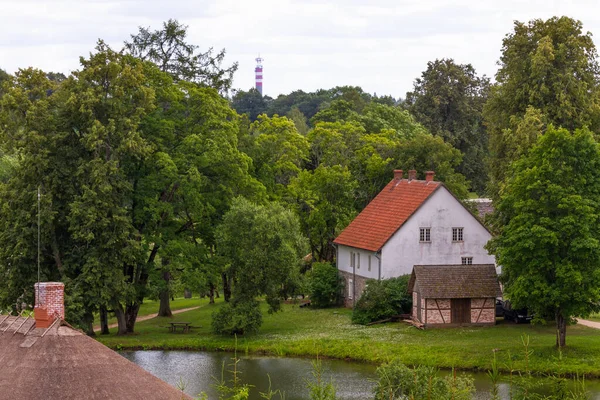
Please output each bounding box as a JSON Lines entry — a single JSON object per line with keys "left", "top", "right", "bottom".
{"left": 1, "top": 16, "right": 599, "bottom": 339}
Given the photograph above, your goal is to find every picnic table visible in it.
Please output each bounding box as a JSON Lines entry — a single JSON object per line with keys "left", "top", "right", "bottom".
{"left": 168, "top": 322, "right": 192, "bottom": 333}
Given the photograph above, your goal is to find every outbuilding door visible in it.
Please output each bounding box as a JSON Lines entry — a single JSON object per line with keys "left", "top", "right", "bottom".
{"left": 451, "top": 298, "right": 471, "bottom": 324}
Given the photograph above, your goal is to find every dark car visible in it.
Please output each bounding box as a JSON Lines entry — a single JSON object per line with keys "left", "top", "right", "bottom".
{"left": 495, "top": 299, "right": 504, "bottom": 317}
{"left": 501, "top": 300, "right": 533, "bottom": 323}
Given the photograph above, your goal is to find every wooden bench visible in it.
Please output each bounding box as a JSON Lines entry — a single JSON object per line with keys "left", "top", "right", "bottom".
{"left": 168, "top": 322, "right": 192, "bottom": 333}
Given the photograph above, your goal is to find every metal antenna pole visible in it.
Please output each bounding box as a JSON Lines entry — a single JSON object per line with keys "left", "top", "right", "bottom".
{"left": 37, "top": 187, "right": 41, "bottom": 287}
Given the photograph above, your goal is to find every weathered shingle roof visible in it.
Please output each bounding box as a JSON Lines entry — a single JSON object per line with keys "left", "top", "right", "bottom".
{"left": 0, "top": 316, "right": 192, "bottom": 400}
{"left": 408, "top": 264, "right": 501, "bottom": 299}
{"left": 334, "top": 178, "right": 441, "bottom": 251}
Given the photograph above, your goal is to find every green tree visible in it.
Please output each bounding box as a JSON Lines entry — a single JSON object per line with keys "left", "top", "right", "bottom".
{"left": 125, "top": 19, "right": 238, "bottom": 92}
{"left": 214, "top": 197, "right": 307, "bottom": 333}
{"left": 0, "top": 43, "right": 260, "bottom": 334}
{"left": 487, "top": 126, "right": 600, "bottom": 347}
{"left": 406, "top": 59, "right": 490, "bottom": 194}
{"left": 484, "top": 16, "right": 600, "bottom": 198}
{"left": 288, "top": 165, "right": 357, "bottom": 261}
{"left": 286, "top": 106, "right": 309, "bottom": 135}
{"left": 306, "top": 262, "right": 343, "bottom": 308}
{"left": 0, "top": 68, "right": 10, "bottom": 96}
{"left": 0, "top": 45, "right": 155, "bottom": 334}
{"left": 245, "top": 114, "right": 309, "bottom": 198}
{"left": 231, "top": 88, "right": 268, "bottom": 121}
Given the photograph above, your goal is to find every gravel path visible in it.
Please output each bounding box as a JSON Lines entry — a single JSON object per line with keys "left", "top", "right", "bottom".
{"left": 576, "top": 318, "right": 600, "bottom": 329}
{"left": 93, "top": 306, "right": 201, "bottom": 332}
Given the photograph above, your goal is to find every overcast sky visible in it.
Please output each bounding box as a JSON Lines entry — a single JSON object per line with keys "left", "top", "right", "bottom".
{"left": 1, "top": 0, "right": 600, "bottom": 98}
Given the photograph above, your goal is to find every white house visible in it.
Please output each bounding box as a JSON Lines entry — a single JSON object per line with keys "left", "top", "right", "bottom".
{"left": 334, "top": 169, "right": 495, "bottom": 307}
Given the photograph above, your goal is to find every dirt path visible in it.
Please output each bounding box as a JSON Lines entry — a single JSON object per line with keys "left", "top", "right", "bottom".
{"left": 577, "top": 318, "right": 600, "bottom": 329}
{"left": 93, "top": 306, "right": 201, "bottom": 332}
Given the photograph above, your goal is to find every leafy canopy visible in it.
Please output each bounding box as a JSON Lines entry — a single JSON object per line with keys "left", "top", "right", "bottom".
{"left": 487, "top": 126, "right": 600, "bottom": 347}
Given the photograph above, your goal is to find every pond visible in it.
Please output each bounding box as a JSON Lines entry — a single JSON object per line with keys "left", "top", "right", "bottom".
{"left": 121, "top": 351, "right": 600, "bottom": 400}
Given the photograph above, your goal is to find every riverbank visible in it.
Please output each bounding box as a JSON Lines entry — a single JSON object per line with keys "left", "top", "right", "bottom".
{"left": 96, "top": 298, "right": 600, "bottom": 377}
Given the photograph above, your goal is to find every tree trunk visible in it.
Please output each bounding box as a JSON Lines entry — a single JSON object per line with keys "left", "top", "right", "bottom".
{"left": 113, "top": 304, "right": 128, "bottom": 335}
{"left": 99, "top": 306, "right": 110, "bottom": 335}
{"left": 184, "top": 289, "right": 192, "bottom": 299}
{"left": 158, "top": 270, "right": 172, "bottom": 317}
{"left": 556, "top": 311, "right": 567, "bottom": 348}
{"left": 209, "top": 282, "right": 215, "bottom": 304}
{"left": 81, "top": 310, "right": 95, "bottom": 336}
{"left": 125, "top": 302, "right": 141, "bottom": 333}
{"left": 222, "top": 272, "right": 231, "bottom": 302}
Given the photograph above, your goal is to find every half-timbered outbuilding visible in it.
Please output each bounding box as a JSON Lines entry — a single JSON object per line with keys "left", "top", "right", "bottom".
{"left": 408, "top": 264, "right": 501, "bottom": 327}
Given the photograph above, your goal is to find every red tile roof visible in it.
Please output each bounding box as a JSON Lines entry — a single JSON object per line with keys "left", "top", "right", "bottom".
{"left": 334, "top": 178, "right": 441, "bottom": 251}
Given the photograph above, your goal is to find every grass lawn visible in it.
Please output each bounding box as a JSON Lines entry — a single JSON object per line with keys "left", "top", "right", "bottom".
{"left": 94, "top": 297, "right": 203, "bottom": 327}
{"left": 96, "top": 298, "right": 600, "bottom": 377}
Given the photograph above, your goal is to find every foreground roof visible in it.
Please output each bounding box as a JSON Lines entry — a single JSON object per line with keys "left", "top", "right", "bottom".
{"left": 334, "top": 178, "right": 441, "bottom": 251}
{"left": 408, "top": 264, "right": 502, "bottom": 299}
{"left": 0, "top": 316, "right": 192, "bottom": 400}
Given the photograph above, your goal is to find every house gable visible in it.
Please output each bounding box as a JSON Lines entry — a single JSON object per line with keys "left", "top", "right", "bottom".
{"left": 380, "top": 186, "right": 495, "bottom": 277}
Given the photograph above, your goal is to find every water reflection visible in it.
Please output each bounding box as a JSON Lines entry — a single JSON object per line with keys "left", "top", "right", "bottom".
{"left": 120, "top": 350, "right": 377, "bottom": 399}
{"left": 121, "top": 351, "right": 600, "bottom": 400}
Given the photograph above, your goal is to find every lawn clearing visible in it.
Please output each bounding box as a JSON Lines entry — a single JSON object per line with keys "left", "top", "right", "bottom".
{"left": 96, "top": 298, "right": 600, "bottom": 377}
{"left": 94, "top": 297, "right": 204, "bottom": 327}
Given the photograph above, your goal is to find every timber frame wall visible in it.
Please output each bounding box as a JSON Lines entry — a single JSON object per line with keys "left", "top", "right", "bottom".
{"left": 412, "top": 294, "right": 496, "bottom": 327}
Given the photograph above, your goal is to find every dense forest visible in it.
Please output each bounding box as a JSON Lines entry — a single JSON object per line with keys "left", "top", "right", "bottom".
{"left": 1, "top": 16, "right": 599, "bottom": 341}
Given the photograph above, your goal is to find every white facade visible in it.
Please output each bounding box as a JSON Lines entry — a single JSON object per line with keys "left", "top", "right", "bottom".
{"left": 338, "top": 186, "right": 495, "bottom": 280}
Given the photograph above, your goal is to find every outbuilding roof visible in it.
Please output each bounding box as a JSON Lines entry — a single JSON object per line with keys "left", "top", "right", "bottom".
{"left": 408, "top": 264, "right": 502, "bottom": 299}
{"left": 334, "top": 177, "right": 441, "bottom": 251}
{"left": 0, "top": 316, "right": 192, "bottom": 400}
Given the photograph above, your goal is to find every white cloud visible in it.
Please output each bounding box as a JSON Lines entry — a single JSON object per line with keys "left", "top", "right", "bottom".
{"left": 1, "top": 0, "right": 600, "bottom": 98}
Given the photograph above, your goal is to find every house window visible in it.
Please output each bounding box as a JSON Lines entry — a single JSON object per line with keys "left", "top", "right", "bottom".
{"left": 357, "top": 253, "right": 361, "bottom": 269}
{"left": 419, "top": 228, "right": 431, "bottom": 242}
{"left": 368, "top": 255, "right": 371, "bottom": 272}
{"left": 452, "top": 227, "right": 464, "bottom": 242}
{"left": 462, "top": 257, "right": 473, "bottom": 265}
{"left": 350, "top": 252, "right": 355, "bottom": 269}
{"left": 348, "top": 279, "right": 354, "bottom": 299}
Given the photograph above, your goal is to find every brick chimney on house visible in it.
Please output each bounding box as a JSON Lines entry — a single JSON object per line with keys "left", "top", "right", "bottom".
{"left": 425, "top": 171, "right": 435, "bottom": 182}
{"left": 393, "top": 169, "right": 403, "bottom": 180}
{"left": 408, "top": 169, "right": 417, "bottom": 181}
{"left": 34, "top": 282, "right": 65, "bottom": 328}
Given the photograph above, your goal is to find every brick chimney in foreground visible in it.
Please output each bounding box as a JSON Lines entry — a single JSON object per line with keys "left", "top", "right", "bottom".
{"left": 393, "top": 169, "right": 403, "bottom": 180}
{"left": 34, "top": 282, "right": 65, "bottom": 328}
{"left": 408, "top": 169, "right": 417, "bottom": 181}
{"left": 425, "top": 171, "right": 435, "bottom": 182}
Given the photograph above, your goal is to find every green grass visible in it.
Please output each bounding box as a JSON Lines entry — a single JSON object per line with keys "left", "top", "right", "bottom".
{"left": 96, "top": 298, "right": 600, "bottom": 377}
{"left": 94, "top": 297, "right": 203, "bottom": 327}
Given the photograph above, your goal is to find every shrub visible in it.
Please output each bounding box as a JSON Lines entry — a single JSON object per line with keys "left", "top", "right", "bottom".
{"left": 374, "top": 359, "right": 474, "bottom": 400}
{"left": 308, "top": 262, "right": 343, "bottom": 308}
{"left": 351, "top": 275, "right": 411, "bottom": 325}
{"left": 211, "top": 299, "right": 263, "bottom": 335}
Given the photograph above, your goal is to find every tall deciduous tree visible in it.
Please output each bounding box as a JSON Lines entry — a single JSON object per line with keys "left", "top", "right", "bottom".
{"left": 214, "top": 197, "right": 307, "bottom": 333}
{"left": 406, "top": 59, "right": 490, "bottom": 194}
{"left": 487, "top": 126, "right": 600, "bottom": 347}
{"left": 287, "top": 165, "right": 357, "bottom": 262}
{"left": 244, "top": 114, "right": 309, "bottom": 198}
{"left": 231, "top": 88, "right": 269, "bottom": 121}
{"left": 484, "top": 16, "right": 600, "bottom": 198}
{"left": 125, "top": 19, "right": 238, "bottom": 92}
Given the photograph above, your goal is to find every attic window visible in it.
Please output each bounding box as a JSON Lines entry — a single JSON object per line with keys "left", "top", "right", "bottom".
{"left": 452, "top": 227, "right": 464, "bottom": 242}
{"left": 419, "top": 228, "right": 431, "bottom": 242}
{"left": 461, "top": 257, "right": 473, "bottom": 265}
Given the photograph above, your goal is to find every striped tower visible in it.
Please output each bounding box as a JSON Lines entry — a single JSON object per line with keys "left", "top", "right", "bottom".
{"left": 255, "top": 55, "right": 263, "bottom": 95}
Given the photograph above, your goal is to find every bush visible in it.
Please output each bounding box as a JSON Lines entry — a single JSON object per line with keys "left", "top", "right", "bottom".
{"left": 211, "top": 299, "right": 263, "bottom": 335}
{"left": 351, "top": 275, "right": 411, "bottom": 325}
{"left": 308, "top": 262, "right": 343, "bottom": 308}
{"left": 374, "top": 359, "right": 474, "bottom": 400}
